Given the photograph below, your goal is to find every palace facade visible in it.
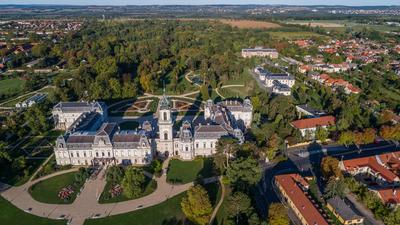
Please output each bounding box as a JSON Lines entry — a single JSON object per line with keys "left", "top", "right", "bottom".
{"left": 53, "top": 95, "right": 252, "bottom": 166}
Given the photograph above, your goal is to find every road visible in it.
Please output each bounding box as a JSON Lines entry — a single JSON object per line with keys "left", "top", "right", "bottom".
{"left": 254, "top": 141, "right": 398, "bottom": 222}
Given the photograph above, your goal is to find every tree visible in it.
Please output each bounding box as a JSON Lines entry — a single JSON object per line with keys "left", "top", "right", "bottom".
{"left": 121, "top": 167, "right": 145, "bottom": 198}
{"left": 181, "top": 185, "right": 212, "bottom": 225}
{"left": 324, "top": 178, "right": 348, "bottom": 199}
{"left": 226, "top": 157, "right": 262, "bottom": 191}
{"left": 320, "top": 156, "right": 342, "bottom": 180}
{"left": 25, "top": 105, "right": 49, "bottom": 134}
{"left": 106, "top": 166, "right": 124, "bottom": 184}
{"left": 215, "top": 138, "right": 239, "bottom": 171}
{"left": 267, "top": 203, "right": 290, "bottom": 225}
{"left": 338, "top": 131, "right": 354, "bottom": 147}
{"left": 315, "top": 126, "right": 328, "bottom": 143}
{"left": 0, "top": 141, "right": 11, "bottom": 162}
{"left": 362, "top": 128, "right": 376, "bottom": 144}
{"left": 226, "top": 192, "right": 252, "bottom": 224}
{"left": 265, "top": 134, "right": 280, "bottom": 161}
{"left": 11, "top": 156, "right": 26, "bottom": 172}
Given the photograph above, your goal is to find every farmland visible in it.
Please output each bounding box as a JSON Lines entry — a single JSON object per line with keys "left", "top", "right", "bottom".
{"left": 218, "top": 19, "right": 281, "bottom": 29}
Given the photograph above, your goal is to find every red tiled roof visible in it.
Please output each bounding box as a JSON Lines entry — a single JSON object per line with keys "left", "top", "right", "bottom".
{"left": 275, "top": 174, "right": 329, "bottom": 225}
{"left": 378, "top": 188, "right": 400, "bottom": 205}
{"left": 290, "top": 116, "right": 336, "bottom": 129}
{"left": 343, "top": 154, "right": 399, "bottom": 183}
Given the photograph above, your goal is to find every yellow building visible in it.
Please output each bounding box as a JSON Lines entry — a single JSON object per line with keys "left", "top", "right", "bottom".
{"left": 326, "top": 197, "right": 364, "bottom": 225}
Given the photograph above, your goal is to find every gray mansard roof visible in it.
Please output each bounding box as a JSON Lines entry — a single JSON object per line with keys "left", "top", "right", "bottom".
{"left": 327, "top": 197, "right": 364, "bottom": 221}
{"left": 194, "top": 124, "right": 229, "bottom": 139}
{"left": 265, "top": 73, "right": 294, "bottom": 81}
{"left": 53, "top": 101, "right": 106, "bottom": 113}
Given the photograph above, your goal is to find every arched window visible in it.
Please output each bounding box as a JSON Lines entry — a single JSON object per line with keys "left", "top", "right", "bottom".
{"left": 163, "top": 112, "right": 167, "bottom": 121}
{"left": 164, "top": 132, "right": 168, "bottom": 140}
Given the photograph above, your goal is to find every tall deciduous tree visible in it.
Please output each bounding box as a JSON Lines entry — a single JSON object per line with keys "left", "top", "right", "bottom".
{"left": 181, "top": 185, "right": 212, "bottom": 225}
{"left": 226, "top": 192, "right": 252, "bottom": 224}
{"left": 321, "top": 156, "right": 343, "bottom": 180}
{"left": 121, "top": 167, "right": 145, "bottom": 198}
{"left": 268, "top": 203, "right": 290, "bottom": 225}
{"left": 226, "top": 157, "right": 262, "bottom": 191}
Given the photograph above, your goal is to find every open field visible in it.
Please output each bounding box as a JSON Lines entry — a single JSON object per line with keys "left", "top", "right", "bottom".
{"left": 0, "top": 196, "right": 65, "bottom": 225}
{"left": 219, "top": 19, "right": 281, "bottom": 29}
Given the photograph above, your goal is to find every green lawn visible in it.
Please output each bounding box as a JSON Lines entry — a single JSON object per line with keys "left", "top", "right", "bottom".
{"left": 99, "top": 177, "right": 157, "bottom": 204}
{"left": 85, "top": 192, "right": 187, "bottom": 225}
{"left": 167, "top": 157, "right": 214, "bottom": 184}
{"left": 118, "top": 121, "right": 139, "bottom": 130}
{"left": 85, "top": 181, "right": 220, "bottom": 225}
{"left": 0, "top": 78, "right": 26, "bottom": 95}
{"left": 0, "top": 196, "right": 65, "bottom": 225}
{"left": 29, "top": 171, "right": 82, "bottom": 204}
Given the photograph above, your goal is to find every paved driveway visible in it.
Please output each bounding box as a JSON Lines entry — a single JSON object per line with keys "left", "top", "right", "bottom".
{"left": 0, "top": 158, "right": 197, "bottom": 225}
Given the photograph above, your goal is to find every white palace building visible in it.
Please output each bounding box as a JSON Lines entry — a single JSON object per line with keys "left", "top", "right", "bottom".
{"left": 53, "top": 95, "right": 252, "bottom": 166}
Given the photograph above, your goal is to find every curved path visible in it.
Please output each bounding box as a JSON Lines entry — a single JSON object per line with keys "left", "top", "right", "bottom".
{"left": 209, "top": 177, "right": 225, "bottom": 225}
{"left": 215, "top": 84, "right": 245, "bottom": 99}
{"left": 0, "top": 158, "right": 195, "bottom": 225}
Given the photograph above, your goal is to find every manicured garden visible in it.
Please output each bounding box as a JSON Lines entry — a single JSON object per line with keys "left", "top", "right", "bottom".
{"left": 0, "top": 196, "right": 65, "bottom": 225}
{"left": 167, "top": 157, "right": 214, "bottom": 184}
{"left": 99, "top": 166, "right": 157, "bottom": 204}
{"left": 99, "top": 177, "right": 157, "bottom": 204}
{"left": 29, "top": 169, "right": 88, "bottom": 204}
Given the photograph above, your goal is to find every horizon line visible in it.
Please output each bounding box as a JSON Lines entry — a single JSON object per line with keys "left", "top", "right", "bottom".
{"left": 0, "top": 4, "right": 400, "bottom": 7}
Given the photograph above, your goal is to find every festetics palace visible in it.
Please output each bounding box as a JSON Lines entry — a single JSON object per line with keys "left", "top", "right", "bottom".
{"left": 52, "top": 94, "right": 252, "bottom": 166}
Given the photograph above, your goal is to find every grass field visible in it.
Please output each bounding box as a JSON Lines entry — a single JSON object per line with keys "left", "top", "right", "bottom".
{"left": 167, "top": 157, "right": 214, "bottom": 184}
{"left": 85, "top": 192, "right": 186, "bottom": 225}
{"left": 0, "top": 196, "right": 65, "bottom": 225}
{"left": 29, "top": 171, "right": 82, "bottom": 204}
{"left": 0, "top": 78, "right": 25, "bottom": 95}
{"left": 99, "top": 178, "right": 157, "bottom": 204}
{"left": 218, "top": 19, "right": 281, "bottom": 29}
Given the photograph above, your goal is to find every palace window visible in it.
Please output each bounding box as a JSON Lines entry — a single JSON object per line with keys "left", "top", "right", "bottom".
{"left": 102, "top": 152, "right": 105, "bottom": 157}
{"left": 70, "top": 152, "right": 74, "bottom": 157}
{"left": 185, "top": 146, "right": 188, "bottom": 152}
{"left": 163, "top": 112, "right": 167, "bottom": 121}
{"left": 96, "top": 152, "right": 99, "bottom": 157}
{"left": 108, "top": 152, "right": 111, "bottom": 157}
{"left": 84, "top": 152, "right": 86, "bottom": 157}
{"left": 164, "top": 132, "right": 168, "bottom": 140}
{"left": 196, "top": 143, "right": 199, "bottom": 149}
{"left": 203, "top": 142, "right": 206, "bottom": 148}
{"left": 77, "top": 152, "right": 80, "bottom": 157}
{"left": 210, "top": 142, "right": 213, "bottom": 148}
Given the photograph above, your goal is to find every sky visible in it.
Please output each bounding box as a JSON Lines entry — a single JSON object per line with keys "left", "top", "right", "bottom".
{"left": 0, "top": 0, "right": 399, "bottom": 6}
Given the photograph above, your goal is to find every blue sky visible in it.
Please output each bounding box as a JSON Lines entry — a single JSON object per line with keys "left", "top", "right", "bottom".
{"left": 1, "top": 0, "right": 399, "bottom": 6}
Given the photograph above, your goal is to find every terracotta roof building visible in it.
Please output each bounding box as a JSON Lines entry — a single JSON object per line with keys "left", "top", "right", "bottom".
{"left": 340, "top": 151, "right": 400, "bottom": 185}
{"left": 275, "top": 174, "right": 329, "bottom": 225}
{"left": 290, "top": 116, "right": 336, "bottom": 138}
